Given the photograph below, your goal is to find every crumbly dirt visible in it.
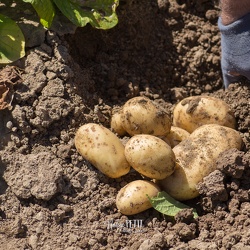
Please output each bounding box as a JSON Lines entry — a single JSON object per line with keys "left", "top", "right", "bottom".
{"left": 0, "top": 0, "right": 250, "bottom": 249}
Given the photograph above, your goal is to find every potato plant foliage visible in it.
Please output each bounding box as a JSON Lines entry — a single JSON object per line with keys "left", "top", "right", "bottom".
{"left": 0, "top": 0, "right": 119, "bottom": 63}
{"left": 0, "top": 14, "right": 25, "bottom": 64}
{"left": 23, "top": 0, "right": 119, "bottom": 29}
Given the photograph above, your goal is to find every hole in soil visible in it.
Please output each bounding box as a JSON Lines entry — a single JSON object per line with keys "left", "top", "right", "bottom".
{"left": 64, "top": 0, "right": 181, "bottom": 104}
{"left": 65, "top": 0, "right": 222, "bottom": 105}
{"left": 0, "top": 160, "right": 7, "bottom": 195}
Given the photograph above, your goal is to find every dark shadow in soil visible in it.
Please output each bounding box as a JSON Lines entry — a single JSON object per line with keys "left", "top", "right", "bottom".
{"left": 0, "top": 160, "right": 8, "bottom": 195}
{"left": 65, "top": 0, "right": 223, "bottom": 107}
{"left": 0, "top": 110, "right": 12, "bottom": 150}
{"left": 65, "top": 0, "right": 180, "bottom": 105}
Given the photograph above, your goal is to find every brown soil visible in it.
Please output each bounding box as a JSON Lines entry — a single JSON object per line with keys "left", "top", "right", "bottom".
{"left": 0, "top": 0, "right": 250, "bottom": 249}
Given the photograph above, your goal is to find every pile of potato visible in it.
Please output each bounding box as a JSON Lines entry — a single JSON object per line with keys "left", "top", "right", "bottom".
{"left": 74, "top": 96, "right": 243, "bottom": 215}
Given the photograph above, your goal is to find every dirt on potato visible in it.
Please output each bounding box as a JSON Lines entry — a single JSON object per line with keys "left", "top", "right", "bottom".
{"left": 0, "top": 0, "right": 250, "bottom": 249}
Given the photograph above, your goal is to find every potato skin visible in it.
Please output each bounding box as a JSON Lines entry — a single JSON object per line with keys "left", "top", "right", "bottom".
{"left": 159, "top": 124, "right": 243, "bottom": 201}
{"left": 110, "top": 109, "right": 127, "bottom": 136}
{"left": 116, "top": 180, "right": 161, "bottom": 215}
{"left": 165, "top": 126, "right": 190, "bottom": 148}
{"left": 125, "top": 134, "right": 176, "bottom": 180}
{"left": 75, "top": 123, "right": 130, "bottom": 178}
{"left": 121, "top": 96, "right": 171, "bottom": 136}
{"left": 173, "top": 96, "right": 236, "bottom": 133}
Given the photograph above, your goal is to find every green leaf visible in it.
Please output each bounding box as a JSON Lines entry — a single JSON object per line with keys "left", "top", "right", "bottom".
{"left": 147, "top": 191, "right": 198, "bottom": 218}
{"left": 53, "top": 0, "right": 119, "bottom": 29}
{"left": 23, "top": 0, "right": 55, "bottom": 28}
{"left": 0, "top": 14, "right": 25, "bottom": 64}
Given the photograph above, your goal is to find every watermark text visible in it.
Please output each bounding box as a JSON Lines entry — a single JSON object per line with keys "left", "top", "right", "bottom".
{"left": 107, "top": 219, "right": 146, "bottom": 233}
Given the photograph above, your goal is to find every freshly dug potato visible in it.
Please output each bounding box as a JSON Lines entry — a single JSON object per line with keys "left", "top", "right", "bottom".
{"left": 75, "top": 123, "right": 130, "bottom": 178}
{"left": 116, "top": 180, "right": 161, "bottom": 215}
{"left": 121, "top": 96, "right": 171, "bottom": 136}
{"left": 110, "top": 108, "right": 127, "bottom": 136}
{"left": 163, "top": 126, "right": 190, "bottom": 148}
{"left": 159, "top": 124, "right": 243, "bottom": 201}
{"left": 173, "top": 95, "right": 236, "bottom": 133}
{"left": 125, "top": 134, "right": 176, "bottom": 180}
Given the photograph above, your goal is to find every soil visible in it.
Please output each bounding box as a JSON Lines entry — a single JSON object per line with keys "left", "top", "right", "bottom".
{"left": 0, "top": 0, "right": 250, "bottom": 249}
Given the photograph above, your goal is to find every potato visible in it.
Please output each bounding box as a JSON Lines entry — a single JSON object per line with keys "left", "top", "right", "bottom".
{"left": 110, "top": 108, "right": 127, "bottom": 136}
{"left": 75, "top": 123, "right": 130, "bottom": 178}
{"left": 116, "top": 180, "right": 161, "bottom": 215}
{"left": 158, "top": 124, "right": 243, "bottom": 201}
{"left": 162, "top": 126, "right": 190, "bottom": 148}
{"left": 173, "top": 95, "right": 236, "bottom": 133}
{"left": 125, "top": 134, "right": 175, "bottom": 180}
{"left": 121, "top": 96, "right": 171, "bottom": 136}
{"left": 157, "top": 135, "right": 171, "bottom": 147}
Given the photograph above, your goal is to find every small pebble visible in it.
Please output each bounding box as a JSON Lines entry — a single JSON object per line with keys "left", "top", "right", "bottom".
{"left": 6, "top": 121, "right": 13, "bottom": 129}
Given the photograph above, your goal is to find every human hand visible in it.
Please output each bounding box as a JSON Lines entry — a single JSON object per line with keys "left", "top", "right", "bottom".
{"left": 219, "top": 1, "right": 250, "bottom": 88}
{"left": 220, "top": 0, "right": 250, "bottom": 25}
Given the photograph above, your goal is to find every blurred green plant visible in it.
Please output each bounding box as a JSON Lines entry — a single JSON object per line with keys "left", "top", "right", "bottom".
{"left": 0, "top": 0, "right": 119, "bottom": 64}
{"left": 0, "top": 14, "right": 25, "bottom": 64}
